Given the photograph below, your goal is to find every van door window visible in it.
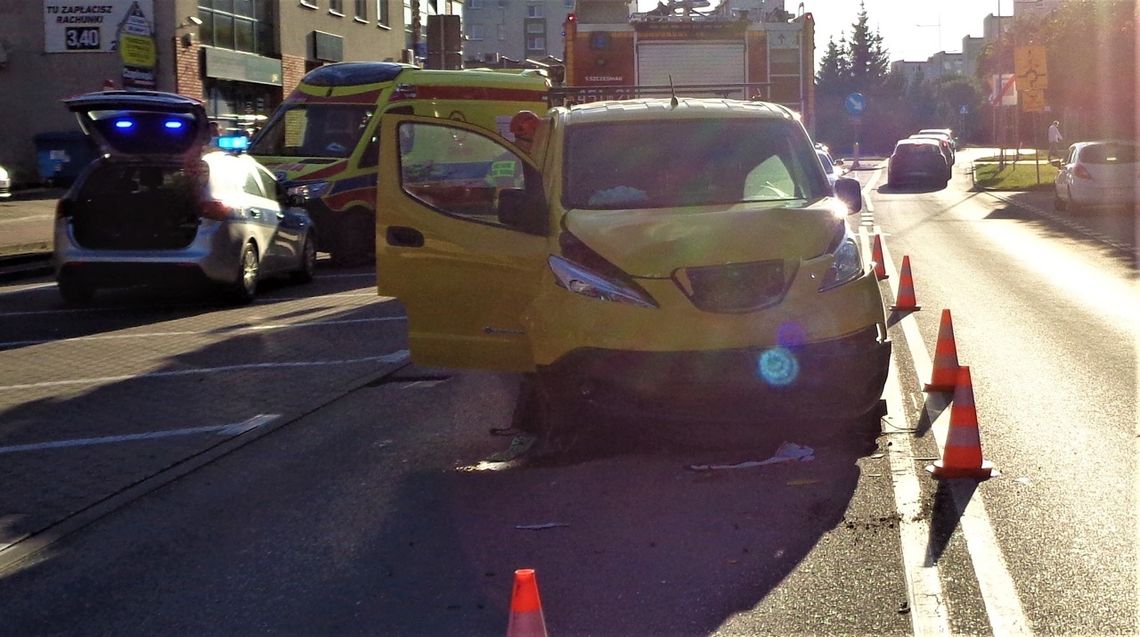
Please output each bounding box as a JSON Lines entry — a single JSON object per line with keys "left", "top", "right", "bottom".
{"left": 398, "top": 121, "right": 534, "bottom": 226}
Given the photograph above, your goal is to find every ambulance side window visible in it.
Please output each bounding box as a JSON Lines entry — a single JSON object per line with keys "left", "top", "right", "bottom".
{"left": 398, "top": 122, "right": 535, "bottom": 228}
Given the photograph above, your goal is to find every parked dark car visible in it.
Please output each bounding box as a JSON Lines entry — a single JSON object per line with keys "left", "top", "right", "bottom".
{"left": 909, "top": 133, "right": 955, "bottom": 166}
{"left": 888, "top": 139, "right": 950, "bottom": 188}
{"left": 53, "top": 91, "right": 317, "bottom": 305}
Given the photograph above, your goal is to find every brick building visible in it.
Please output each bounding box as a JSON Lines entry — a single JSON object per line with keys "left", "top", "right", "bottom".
{"left": 0, "top": 0, "right": 406, "bottom": 185}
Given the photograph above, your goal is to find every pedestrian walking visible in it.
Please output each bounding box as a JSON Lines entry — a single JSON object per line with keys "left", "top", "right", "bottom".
{"left": 1048, "top": 120, "right": 1063, "bottom": 160}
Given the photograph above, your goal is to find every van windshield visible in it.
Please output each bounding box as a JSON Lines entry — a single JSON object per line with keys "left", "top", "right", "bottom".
{"left": 249, "top": 104, "right": 372, "bottom": 158}
{"left": 563, "top": 118, "right": 828, "bottom": 210}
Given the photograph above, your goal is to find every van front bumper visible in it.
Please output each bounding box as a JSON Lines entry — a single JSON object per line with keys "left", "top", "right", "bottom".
{"left": 539, "top": 326, "right": 890, "bottom": 422}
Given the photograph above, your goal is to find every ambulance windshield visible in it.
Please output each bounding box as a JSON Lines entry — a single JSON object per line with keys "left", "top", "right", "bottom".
{"left": 249, "top": 104, "right": 373, "bottom": 159}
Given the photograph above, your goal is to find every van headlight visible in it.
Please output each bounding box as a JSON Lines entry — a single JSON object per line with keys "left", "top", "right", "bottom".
{"left": 548, "top": 255, "right": 658, "bottom": 308}
{"left": 818, "top": 237, "right": 863, "bottom": 292}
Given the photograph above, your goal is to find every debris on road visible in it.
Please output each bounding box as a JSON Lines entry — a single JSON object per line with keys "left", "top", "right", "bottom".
{"left": 687, "top": 442, "right": 815, "bottom": 471}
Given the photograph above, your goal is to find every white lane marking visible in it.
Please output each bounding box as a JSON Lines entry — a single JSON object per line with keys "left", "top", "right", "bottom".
{"left": 0, "top": 316, "right": 406, "bottom": 348}
{"left": 859, "top": 170, "right": 951, "bottom": 636}
{"left": 884, "top": 352, "right": 951, "bottom": 634}
{"left": 313, "top": 272, "right": 376, "bottom": 279}
{"left": 0, "top": 414, "right": 280, "bottom": 455}
{"left": 0, "top": 214, "right": 54, "bottom": 224}
{"left": 874, "top": 213, "right": 1032, "bottom": 635}
{"left": 0, "top": 292, "right": 391, "bottom": 318}
{"left": 0, "top": 350, "right": 410, "bottom": 392}
{"left": 0, "top": 282, "right": 56, "bottom": 297}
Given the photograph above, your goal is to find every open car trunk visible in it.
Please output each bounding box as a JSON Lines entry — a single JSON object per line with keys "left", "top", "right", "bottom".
{"left": 72, "top": 163, "right": 206, "bottom": 250}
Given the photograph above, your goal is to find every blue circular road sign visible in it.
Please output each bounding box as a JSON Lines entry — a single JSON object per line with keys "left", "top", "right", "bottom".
{"left": 844, "top": 92, "right": 866, "bottom": 116}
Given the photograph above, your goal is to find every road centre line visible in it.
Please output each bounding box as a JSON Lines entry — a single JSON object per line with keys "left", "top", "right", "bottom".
{"left": 0, "top": 350, "right": 409, "bottom": 392}
{"left": 858, "top": 185, "right": 950, "bottom": 636}
{"left": 867, "top": 167, "right": 1031, "bottom": 634}
{"left": 0, "top": 414, "right": 280, "bottom": 455}
{"left": 0, "top": 316, "right": 406, "bottom": 348}
{"left": 881, "top": 342, "right": 951, "bottom": 635}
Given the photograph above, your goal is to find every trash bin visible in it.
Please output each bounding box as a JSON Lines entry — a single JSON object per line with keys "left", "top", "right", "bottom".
{"left": 34, "top": 131, "right": 97, "bottom": 186}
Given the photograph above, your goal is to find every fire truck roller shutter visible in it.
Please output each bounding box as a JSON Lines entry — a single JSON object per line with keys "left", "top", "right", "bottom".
{"left": 636, "top": 43, "right": 746, "bottom": 99}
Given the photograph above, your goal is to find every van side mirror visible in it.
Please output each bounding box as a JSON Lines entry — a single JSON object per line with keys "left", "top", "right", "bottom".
{"left": 498, "top": 188, "right": 548, "bottom": 235}
{"left": 834, "top": 177, "right": 862, "bottom": 214}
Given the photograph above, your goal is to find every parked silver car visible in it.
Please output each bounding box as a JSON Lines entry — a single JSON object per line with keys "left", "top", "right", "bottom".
{"left": 1054, "top": 140, "right": 1139, "bottom": 212}
{"left": 53, "top": 91, "right": 316, "bottom": 305}
{"left": 0, "top": 163, "right": 10, "bottom": 198}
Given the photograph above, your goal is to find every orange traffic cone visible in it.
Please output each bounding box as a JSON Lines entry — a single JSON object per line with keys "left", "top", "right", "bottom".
{"left": 872, "top": 234, "right": 889, "bottom": 280}
{"left": 924, "top": 309, "right": 960, "bottom": 392}
{"left": 889, "top": 256, "right": 921, "bottom": 312}
{"left": 507, "top": 569, "right": 549, "bottom": 637}
{"left": 926, "top": 366, "right": 995, "bottom": 480}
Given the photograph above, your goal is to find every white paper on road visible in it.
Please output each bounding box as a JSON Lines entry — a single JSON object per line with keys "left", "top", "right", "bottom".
{"left": 687, "top": 442, "right": 814, "bottom": 471}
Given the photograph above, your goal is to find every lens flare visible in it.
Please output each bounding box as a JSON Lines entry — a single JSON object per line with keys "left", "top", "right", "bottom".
{"left": 757, "top": 347, "right": 799, "bottom": 387}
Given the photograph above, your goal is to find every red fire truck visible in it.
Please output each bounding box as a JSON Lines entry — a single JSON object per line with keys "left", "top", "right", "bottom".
{"left": 559, "top": 0, "right": 815, "bottom": 130}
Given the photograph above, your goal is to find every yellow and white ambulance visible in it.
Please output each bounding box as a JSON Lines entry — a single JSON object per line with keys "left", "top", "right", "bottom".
{"left": 249, "top": 62, "right": 549, "bottom": 265}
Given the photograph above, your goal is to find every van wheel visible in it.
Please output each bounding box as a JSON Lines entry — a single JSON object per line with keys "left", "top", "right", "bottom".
{"left": 291, "top": 234, "right": 317, "bottom": 284}
{"left": 511, "top": 374, "right": 581, "bottom": 455}
{"left": 1054, "top": 193, "right": 1067, "bottom": 211}
{"left": 331, "top": 208, "right": 375, "bottom": 268}
{"left": 226, "top": 242, "right": 259, "bottom": 304}
{"left": 58, "top": 275, "right": 94, "bottom": 305}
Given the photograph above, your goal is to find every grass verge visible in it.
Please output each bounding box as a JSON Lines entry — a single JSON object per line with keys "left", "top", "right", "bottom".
{"left": 973, "top": 161, "right": 1058, "bottom": 191}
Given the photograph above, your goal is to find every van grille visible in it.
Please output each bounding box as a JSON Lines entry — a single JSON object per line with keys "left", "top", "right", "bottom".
{"left": 676, "top": 260, "right": 789, "bottom": 313}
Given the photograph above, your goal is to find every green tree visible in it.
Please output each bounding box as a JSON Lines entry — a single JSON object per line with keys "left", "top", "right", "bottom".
{"left": 847, "top": 1, "right": 891, "bottom": 91}
{"left": 813, "top": 1, "right": 896, "bottom": 153}
{"left": 816, "top": 37, "right": 850, "bottom": 90}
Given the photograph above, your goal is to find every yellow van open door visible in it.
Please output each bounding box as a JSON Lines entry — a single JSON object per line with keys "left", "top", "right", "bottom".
{"left": 377, "top": 115, "right": 549, "bottom": 372}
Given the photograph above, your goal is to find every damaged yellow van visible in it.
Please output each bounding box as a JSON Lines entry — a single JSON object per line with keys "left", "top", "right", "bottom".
{"left": 377, "top": 98, "right": 890, "bottom": 428}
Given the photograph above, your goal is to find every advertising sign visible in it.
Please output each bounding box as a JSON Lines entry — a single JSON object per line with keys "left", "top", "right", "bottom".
{"left": 43, "top": 0, "right": 155, "bottom": 54}
{"left": 117, "top": 1, "right": 156, "bottom": 88}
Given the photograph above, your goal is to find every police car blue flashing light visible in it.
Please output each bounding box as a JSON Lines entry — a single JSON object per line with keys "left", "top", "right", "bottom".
{"left": 164, "top": 120, "right": 185, "bottom": 130}
{"left": 114, "top": 120, "right": 135, "bottom": 129}
{"left": 217, "top": 135, "right": 250, "bottom": 151}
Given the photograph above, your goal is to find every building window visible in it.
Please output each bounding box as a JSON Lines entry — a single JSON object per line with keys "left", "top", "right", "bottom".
{"left": 468, "top": 24, "right": 485, "bottom": 40}
{"left": 355, "top": 0, "right": 367, "bottom": 19}
{"left": 198, "top": 0, "right": 277, "bottom": 57}
{"left": 330, "top": 0, "right": 344, "bottom": 14}
{"left": 377, "top": 0, "right": 389, "bottom": 25}
{"left": 468, "top": 0, "right": 481, "bottom": 8}
{"left": 526, "top": 35, "right": 545, "bottom": 50}
{"left": 526, "top": 4, "right": 543, "bottom": 17}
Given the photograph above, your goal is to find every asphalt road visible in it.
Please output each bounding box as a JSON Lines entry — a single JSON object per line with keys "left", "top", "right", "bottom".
{"left": 0, "top": 151, "right": 1134, "bottom": 635}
